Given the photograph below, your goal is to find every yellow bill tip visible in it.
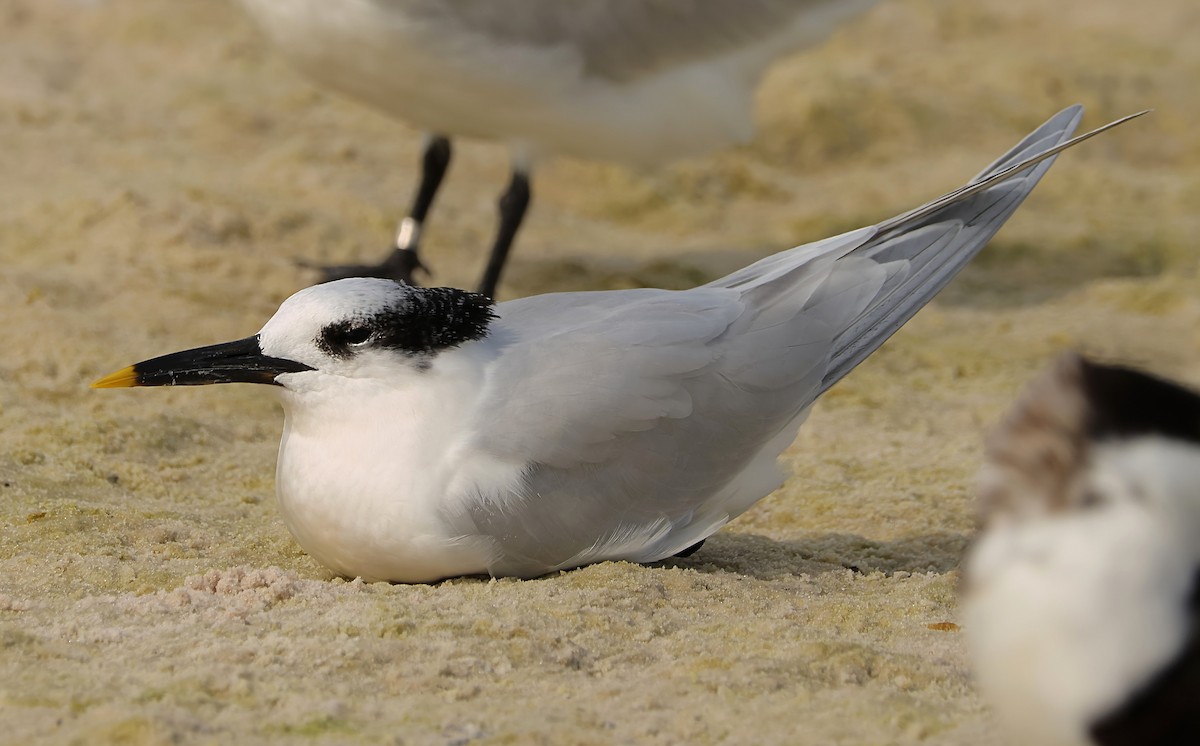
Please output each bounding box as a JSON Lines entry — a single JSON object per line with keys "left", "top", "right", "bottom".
{"left": 91, "top": 365, "right": 139, "bottom": 389}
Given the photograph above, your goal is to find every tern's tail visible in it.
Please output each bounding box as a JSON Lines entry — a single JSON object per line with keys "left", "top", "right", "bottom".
{"left": 816, "top": 106, "right": 1147, "bottom": 395}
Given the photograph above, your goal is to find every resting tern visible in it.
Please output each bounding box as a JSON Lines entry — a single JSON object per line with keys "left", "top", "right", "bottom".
{"left": 94, "top": 106, "right": 1143, "bottom": 583}
{"left": 964, "top": 353, "right": 1200, "bottom": 746}
{"left": 235, "top": 0, "right": 883, "bottom": 295}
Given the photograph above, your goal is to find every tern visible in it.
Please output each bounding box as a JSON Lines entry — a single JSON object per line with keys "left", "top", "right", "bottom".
{"left": 235, "top": 0, "right": 883, "bottom": 296}
{"left": 94, "top": 107, "right": 1143, "bottom": 583}
{"left": 963, "top": 353, "right": 1200, "bottom": 746}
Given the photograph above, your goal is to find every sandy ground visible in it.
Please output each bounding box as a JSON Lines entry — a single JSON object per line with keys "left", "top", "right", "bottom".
{"left": 1, "top": 0, "right": 1197, "bottom": 743}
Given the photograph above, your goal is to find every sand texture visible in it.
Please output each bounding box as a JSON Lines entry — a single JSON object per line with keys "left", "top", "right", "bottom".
{"left": 2, "top": 0, "right": 1198, "bottom": 743}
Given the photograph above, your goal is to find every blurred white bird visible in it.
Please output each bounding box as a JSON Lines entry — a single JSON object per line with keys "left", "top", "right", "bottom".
{"left": 235, "top": 0, "right": 883, "bottom": 296}
{"left": 964, "top": 352, "right": 1200, "bottom": 746}
{"left": 94, "top": 107, "right": 1142, "bottom": 583}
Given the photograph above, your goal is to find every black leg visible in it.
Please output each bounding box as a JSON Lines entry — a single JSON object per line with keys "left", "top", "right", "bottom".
{"left": 407, "top": 135, "right": 452, "bottom": 227}
{"left": 476, "top": 169, "right": 531, "bottom": 298}
{"left": 317, "top": 135, "right": 452, "bottom": 284}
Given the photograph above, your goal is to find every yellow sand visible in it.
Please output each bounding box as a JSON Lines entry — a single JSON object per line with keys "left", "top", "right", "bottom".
{"left": 1, "top": 0, "right": 1196, "bottom": 743}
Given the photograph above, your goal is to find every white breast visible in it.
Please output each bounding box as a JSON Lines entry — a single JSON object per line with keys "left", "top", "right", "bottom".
{"left": 271, "top": 348, "right": 524, "bottom": 583}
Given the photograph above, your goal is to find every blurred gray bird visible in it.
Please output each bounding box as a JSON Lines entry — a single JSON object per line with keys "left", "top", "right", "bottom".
{"left": 964, "top": 353, "right": 1200, "bottom": 746}
{"left": 94, "top": 107, "right": 1142, "bottom": 583}
{"left": 235, "top": 0, "right": 883, "bottom": 296}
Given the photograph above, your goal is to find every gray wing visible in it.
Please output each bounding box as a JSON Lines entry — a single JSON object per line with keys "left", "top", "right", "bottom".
{"left": 462, "top": 258, "right": 887, "bottom": 577}
{"left": 385, "top": 0, "right": 881, "bottom": 82}
{"left": 454, "top": 106, "right": 1137, "bottom": 577}
{"left": 471, "top": 288, "right": 744, "bottom": 469}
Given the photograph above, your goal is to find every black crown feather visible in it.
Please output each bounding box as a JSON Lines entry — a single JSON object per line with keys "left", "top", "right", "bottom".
{"left": 318, "top": 286, "right": 497, "bottom": 359}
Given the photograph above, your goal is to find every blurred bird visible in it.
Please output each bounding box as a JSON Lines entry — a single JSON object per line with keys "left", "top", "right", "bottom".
{"left": 235, "top": 0, "right": 883, "bottom": 296}
{"left": 93, "top": 107, "right": 1141, "bottom": 583}
{"left": 964, "top": 353, "right": 1200, "bottom": 746}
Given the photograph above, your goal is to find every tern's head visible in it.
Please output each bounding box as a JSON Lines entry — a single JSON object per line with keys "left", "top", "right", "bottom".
{"left": 92, "top": 279, "right": 497, "bottom": 391}
{"left": 978, "top": 352, "right": 1200, "bottom": 529}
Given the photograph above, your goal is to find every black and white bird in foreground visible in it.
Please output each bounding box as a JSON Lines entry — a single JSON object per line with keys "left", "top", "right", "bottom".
{"left": 94, "top": 107, "right": 1142, "bottom": 583}
{"left": 964, "top": 353, "right": 1200, "bottom": 746}
{"left": 235, "top": 0, "right": 883, "bottom": 296}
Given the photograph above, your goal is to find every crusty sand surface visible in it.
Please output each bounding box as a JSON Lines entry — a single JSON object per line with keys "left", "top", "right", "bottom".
{"left": 1, "top": 0, "right": 1196, "bottom": 743}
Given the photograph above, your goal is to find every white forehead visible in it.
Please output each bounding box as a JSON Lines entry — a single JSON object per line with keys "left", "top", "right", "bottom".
{"left": 258, "top": 278, "right": 407, "bottom": 354}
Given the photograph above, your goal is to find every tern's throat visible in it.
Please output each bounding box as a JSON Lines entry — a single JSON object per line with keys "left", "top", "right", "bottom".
{"left": 270, "top": 360, "right": 493, "bottom": 578}
{"left": 276, "top": 362, "right": 483, "bottom": 492}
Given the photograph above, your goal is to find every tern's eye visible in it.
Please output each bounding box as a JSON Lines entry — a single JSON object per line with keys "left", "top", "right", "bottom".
{"left": 316, "top": 321, "right": 378, "bottom": 358}
{"left": 342, "top": 326, "right": 373, "bottom": 346}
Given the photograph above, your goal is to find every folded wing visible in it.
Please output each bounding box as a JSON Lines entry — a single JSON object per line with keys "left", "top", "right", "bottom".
{"left": 459, "top": 106, "right": 1134, "bottom": 577}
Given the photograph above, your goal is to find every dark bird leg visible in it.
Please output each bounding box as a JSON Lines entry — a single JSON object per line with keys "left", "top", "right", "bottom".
{"left": 476, "top": 168, "right": 531, "bottom": 299}
{"left": 319, "top": 134, "right": 452, "bottom": 284}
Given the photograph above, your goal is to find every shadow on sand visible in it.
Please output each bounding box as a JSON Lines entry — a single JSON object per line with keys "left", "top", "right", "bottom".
{"left": 659, "top": 530, "right": 968, "bottom": 581}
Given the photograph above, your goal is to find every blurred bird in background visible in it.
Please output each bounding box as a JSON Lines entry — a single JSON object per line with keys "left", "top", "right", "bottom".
{"left": 964, "top": 352, "right": 1200, "bottom": 746}
{"left": 235, "top": 0, "right": 883, "bottom": 297}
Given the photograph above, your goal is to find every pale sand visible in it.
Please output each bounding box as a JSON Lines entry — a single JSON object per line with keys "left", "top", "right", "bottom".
{"left": 1, "top": 0, "right": 1197, "bottom": 743}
